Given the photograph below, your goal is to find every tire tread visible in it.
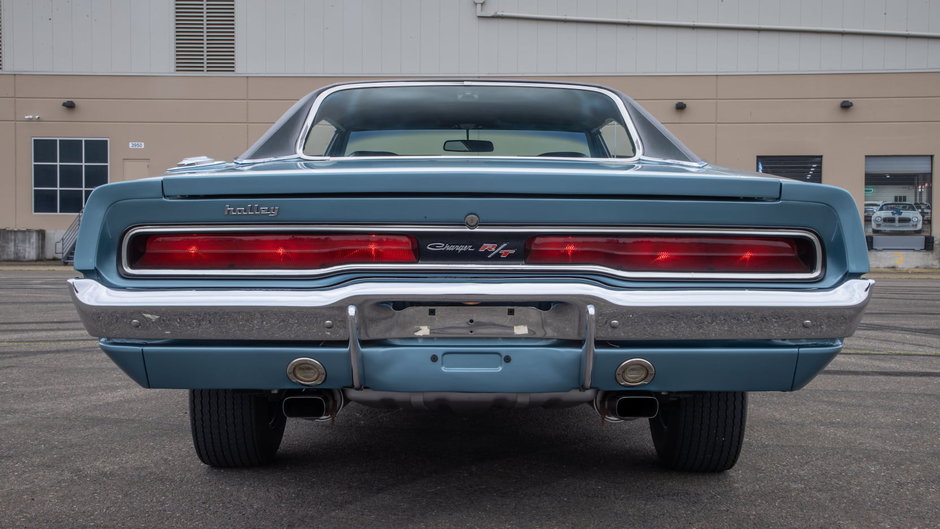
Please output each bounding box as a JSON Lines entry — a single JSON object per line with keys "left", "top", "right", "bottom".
{"left": 650, "top": 391, "right": 747, "bottom": 472}
{"left": 189, "top": 389, "right": 285, "bottom": 468}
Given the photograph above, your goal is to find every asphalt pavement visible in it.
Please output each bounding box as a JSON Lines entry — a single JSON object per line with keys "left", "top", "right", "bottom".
{"left": 0, "top": 266, "right": 937, "bottom": 529}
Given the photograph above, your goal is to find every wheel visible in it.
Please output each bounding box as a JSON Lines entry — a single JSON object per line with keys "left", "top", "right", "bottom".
{"left": 649, "top": 392, "right": 747, "bottom": 472}
{"left": 189, "top": 389, "right": 287, "bottom": 467}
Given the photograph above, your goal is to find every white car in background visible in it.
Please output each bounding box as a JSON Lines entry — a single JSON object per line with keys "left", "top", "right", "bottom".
{"left": 871, "top": 202, "right": 923, "bottom": 233}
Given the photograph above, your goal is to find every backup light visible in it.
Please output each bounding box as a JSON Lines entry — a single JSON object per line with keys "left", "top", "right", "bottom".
{"left": 526, "top": 235, "right": 816, "bottom": 273}
{"left": 127, "top": 233, "right": 418, "bottom": 270}
{"left": 286, "top": 357, "right": 326, "bottom": 386}
{"left": 616, "top": 358, "right": 655, "bottom": 386}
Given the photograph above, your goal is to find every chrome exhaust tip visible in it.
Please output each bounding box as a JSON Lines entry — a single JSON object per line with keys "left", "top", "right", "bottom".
{"left": 282, "top": 395, "right": 328, "bottom": 419}
{"left": 611, "top": 395, "right": 659, "bottom": 419}
{"left": 594, "top": 392, "right": 660, "bottom": 421}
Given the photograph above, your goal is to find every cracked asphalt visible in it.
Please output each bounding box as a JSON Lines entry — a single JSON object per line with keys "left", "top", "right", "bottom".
{"left": 0, "top": 267, "right": 937, "bottom": 529}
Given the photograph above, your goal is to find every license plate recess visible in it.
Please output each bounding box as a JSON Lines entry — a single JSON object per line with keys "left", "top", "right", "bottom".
{"left": 362, "top": 303, "right": 581, "bottom": 339}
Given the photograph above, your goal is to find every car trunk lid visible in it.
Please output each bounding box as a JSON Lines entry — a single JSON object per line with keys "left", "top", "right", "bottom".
{"left": 160, "top": 158, "right": 782, "bottom": 201}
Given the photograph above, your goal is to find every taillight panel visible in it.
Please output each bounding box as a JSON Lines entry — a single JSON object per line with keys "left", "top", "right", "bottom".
{"left": 121, "top": 226, "right": 822, "bottom": 280}
{"left": 526, "top": 235, "right": 816, "bottom": 274}
{"left": 126, "top": 233, "right": 418, "bottom": 270}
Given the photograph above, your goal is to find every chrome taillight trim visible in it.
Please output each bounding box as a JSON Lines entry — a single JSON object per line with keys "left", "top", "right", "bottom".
{"left": 120, "top": 225, "right": 824, "bottom": 281}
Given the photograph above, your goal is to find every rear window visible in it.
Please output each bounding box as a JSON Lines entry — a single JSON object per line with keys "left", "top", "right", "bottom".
{"left": 302, "top": 84, "right": 635, "bottom": 159}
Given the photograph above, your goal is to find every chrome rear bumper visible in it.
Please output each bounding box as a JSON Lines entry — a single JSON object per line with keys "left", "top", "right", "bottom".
{"left": 68, "top": 278, "right": 873, "bottom": 342}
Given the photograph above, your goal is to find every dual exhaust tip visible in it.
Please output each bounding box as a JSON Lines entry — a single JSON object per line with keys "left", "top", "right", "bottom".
{"left": 597, "top": 393, "right": 660, "bottom": 421}
{"left": 285, "top": 391, "right": 659, "bottom": 421}
{"left": 282, "top": 394, "right": 331, "bottom": 419}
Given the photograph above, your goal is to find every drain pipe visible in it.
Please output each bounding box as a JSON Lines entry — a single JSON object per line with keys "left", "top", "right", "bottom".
{"left": 474, "top": 0, "right": 940, "bottom": 40}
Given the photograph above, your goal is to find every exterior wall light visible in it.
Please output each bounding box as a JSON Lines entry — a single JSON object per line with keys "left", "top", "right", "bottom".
{"left": 840, "top": 100, "right": 854, "bottom": 109}
{"left": 675, "top": 101, "right": 687, "bottom": 110}
{"left": 62, "top": 100, "right": 77, "bottom": 109}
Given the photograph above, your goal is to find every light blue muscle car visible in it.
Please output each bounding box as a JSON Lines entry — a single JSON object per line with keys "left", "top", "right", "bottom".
{"left": 69, "top": 80, "right": 873, "bottom": 472}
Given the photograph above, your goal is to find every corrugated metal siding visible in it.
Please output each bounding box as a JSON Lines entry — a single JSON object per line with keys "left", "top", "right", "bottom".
{"left": 3, "top": 0, "right": 940, "bottom": 74}
{"left": 5, "top": 0, "right": 173, "bottom": 73}
{"left": 238, "top": 0, "right": 940, "bottom": 75}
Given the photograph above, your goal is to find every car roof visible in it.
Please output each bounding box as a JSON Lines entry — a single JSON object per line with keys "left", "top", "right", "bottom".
{"left": 237, "top": 80, "right": 703, "bottom": 165}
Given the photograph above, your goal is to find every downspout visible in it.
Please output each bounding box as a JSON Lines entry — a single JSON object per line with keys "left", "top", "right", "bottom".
{"left": 473, "top": 0, "right": 940, "bottom": 40}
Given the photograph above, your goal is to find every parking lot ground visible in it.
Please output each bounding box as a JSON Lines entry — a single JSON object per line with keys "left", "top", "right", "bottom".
{"left": 0, "top": 268, "right": 937, "bottom": 529}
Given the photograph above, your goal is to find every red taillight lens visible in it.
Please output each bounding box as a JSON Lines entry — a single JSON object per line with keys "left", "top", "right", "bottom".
{"left": 526, "top": 235, "right": 816, "bottom": 273}
{"left": 128, "top": 233, "right": 418, "bottom": 270}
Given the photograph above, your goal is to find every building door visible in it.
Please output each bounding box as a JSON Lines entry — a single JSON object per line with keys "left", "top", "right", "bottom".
{"left": 123, "top": 159, "right": 151, "bottom": 181}
{"left": 865, "top": 155, "right": 932, "bottom": 249}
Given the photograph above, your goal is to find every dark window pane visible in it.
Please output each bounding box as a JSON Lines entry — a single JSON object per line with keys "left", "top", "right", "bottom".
{"left": 34, "top": 139, "right": 57, "bottom": 163}
{"left": 60, "top": 165, "right": 83, "bottom": 188}
{"left": 34, "top": 190, "right": 57, "bottom": 213}
{"left": 33, "top": 165, "right": 57, "bottom": 188}
{"left": 59, "top": 190, "right": 84, "bottom": 213}
{"left": 85, "top": 165, "right": 108, "bottom": 188}
{"left": 85, "top": 190, "right": 94, "bottom": 204}
{"left": 757, "top": 155, "right": 823, "bottom": 183}
{"left": 60, "top": 140, "right": 83, "bottom": 163}
{"left": 84, "top": 140, "right": 108, "bottom": 163}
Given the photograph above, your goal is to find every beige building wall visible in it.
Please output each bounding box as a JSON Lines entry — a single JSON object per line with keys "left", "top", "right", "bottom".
{"left": 0, "top": 75, "right": 16, "bottom": 229}
{"left": 1, "top": 71, "right": 939, "bottom": 232}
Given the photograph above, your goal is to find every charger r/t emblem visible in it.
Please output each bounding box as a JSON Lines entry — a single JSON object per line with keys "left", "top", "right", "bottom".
{"left": 479, "top": 243, "right": 516, "bottom": 258}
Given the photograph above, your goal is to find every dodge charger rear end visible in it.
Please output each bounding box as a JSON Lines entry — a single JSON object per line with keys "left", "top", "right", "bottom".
{"left": 69, "top": 81, "right": 872, "bottom": 471}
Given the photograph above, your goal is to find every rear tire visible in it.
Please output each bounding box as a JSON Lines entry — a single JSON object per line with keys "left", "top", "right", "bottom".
{"left": 189, "top": 389, "right": 287, "bottom": 468}
{"left": 649, "top": 392, "right": 747, "bottom": 472}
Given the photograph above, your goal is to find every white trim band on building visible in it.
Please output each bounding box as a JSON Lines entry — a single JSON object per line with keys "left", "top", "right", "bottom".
{"left": 474, "top": 1, "right": 940, "bottom": 40}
